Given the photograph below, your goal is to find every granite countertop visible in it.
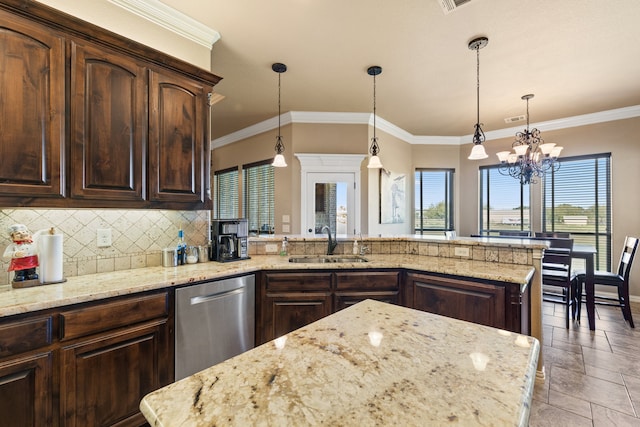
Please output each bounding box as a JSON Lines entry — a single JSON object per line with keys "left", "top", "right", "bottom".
{"left": 140, "top": 299, "right": 540, "bottom": 426}
{"left": 0, "top": 254, "right": 534, "bottom": 318}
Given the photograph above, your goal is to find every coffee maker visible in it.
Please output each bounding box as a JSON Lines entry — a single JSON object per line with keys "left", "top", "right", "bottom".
{"left": 210, "top": 219, "right": 249, "bottom": 262}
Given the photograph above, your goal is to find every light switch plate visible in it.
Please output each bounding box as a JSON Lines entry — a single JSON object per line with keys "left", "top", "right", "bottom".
{"left": 282, "top": 214, "right": 290, "bottom": 223}
{"left": 282, "top": 224, "right": 290, "bottom": 233}
{"left": 97, "top": 228, "right": 112, "bottom": 247}
{"left": 454, "top": 247, "right": 469, "bottom": 257}
{"left": 265, "top": 244, "right": 278, "bottom": 253}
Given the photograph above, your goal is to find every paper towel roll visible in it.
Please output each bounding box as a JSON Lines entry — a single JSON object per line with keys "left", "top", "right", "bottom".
{"left": 39, "top": 232, "right": 63, "bottom": 284}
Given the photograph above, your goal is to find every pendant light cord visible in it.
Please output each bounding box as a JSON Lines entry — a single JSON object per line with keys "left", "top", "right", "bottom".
{"left": 476, "top": 47, "right": 480, "bottom": 125}
{"left": 278, "top": 71, "right": 281, "bottom": 136}
{"left": 373, "top": 72, "right": 377, "bottom": 139}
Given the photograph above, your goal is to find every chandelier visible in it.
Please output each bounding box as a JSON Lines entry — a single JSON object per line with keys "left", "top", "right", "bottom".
{"left": 496, "top": 94, "right": 563, "bottom": 184}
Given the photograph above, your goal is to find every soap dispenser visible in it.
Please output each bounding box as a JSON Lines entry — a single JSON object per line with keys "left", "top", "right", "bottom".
{"left": 280, "top": 236, "right": 288, "bottom": 256}
{"left": 353, "top": 239, "right": 359, "bottom": 255}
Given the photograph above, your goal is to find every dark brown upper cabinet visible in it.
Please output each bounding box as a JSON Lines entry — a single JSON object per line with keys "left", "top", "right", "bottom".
{"left": 149, "top": 70, "right": 209, "bottom": 206}
{"left": 70, "top": 41, "right": 147, "bottom": 203}
{"left": 0, "top": 0, "right": 220, "bottom": 209}
{"left": 0, "top": 9, "right": 65, "bottom": 200}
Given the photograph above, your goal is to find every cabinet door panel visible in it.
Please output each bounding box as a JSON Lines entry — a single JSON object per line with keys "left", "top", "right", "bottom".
{"left": 335, "top": 271, "right": 400, "bottom": 291}
{"left": 70, "top": 41, "right": 146, "bottom": 201}
{"left": 264, "top": 272, "right": 333, "bottom": 292}
{"left": 61, "top": 320, "right": 169, "bottom": 427}
{"left": 334, "top": 291, "right": 400, "bottom": 312}
{"left": 149, "top": 70, "right": 209, "bottom": 206}
{"left": 0, "top": 10, "right": 64, "bottom": 199}
{"left": 0, "top": 352, "right": 53, "bottom": 427}
{"left": 262, "top": 293, "right": 332, "bottom": 342}
{"left": 407, "top": 273, "right": 506, "bottom": 329}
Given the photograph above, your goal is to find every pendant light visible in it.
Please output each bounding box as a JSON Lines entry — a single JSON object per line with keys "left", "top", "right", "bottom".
{"left": 367, "top": 65, "right": 384, "bottom": 169}
{"left": 467, "top": 37, "right": 489, "bottom": 160}
{"left": 272, "top": 62, "right": 287, "bottom": 168}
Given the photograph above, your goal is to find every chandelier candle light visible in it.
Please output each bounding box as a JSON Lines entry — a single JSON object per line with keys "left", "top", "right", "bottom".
{"left": 467, "top": 36, "right": 489, "bottom": 160}
{"left": 271, "top": 62, "right": 287, "bottom": 168}
{"left": 367, "top": 65, "right": 384, "bottom": 169}
{"left": 496, "top": 94, "right": 563, "bottom": 184}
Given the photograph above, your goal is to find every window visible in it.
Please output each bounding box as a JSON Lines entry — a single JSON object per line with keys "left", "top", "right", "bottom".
{"left": 243, "top": 160, "right": 275, "bottom": 235}
{"left": 414, "top": 169, "right": 454, "bottom": 234}
{"left": 543, "top": 153, "right": 611, "bottom": 271}
{"left": 213, "top": 167, "right": 239, "bottom": 219}
{"left": 479, "top": 166, "right": 530, "bottom": 236}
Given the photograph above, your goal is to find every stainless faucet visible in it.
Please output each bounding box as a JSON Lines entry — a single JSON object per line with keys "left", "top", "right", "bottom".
{"left": 321, "top": 225, "right": 337, "bottom": 255}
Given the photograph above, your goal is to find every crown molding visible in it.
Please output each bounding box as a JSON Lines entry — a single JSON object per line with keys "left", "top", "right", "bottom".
{"left": 212, "top": 105, "right": 640, "bottom": 149}
{"left": 108, "top": 0, "right": 220, "bottom": 48}
{"left": 462, "top": 104, "right": 640, "bottom": 143}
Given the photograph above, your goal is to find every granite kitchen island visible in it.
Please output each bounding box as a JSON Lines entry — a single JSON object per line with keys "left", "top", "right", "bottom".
{"left": 140, "top": 299, "right": 539, "bottom": 426}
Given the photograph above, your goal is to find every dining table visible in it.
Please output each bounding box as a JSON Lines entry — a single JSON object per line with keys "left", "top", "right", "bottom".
{"left": 572, "top": 244, "right": 598, "bottom": 330}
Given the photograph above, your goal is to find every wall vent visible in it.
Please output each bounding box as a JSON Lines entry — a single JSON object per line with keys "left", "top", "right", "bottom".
{"left": 504, "top": 115, "right": 526, "bottom": 124}
{"left": 439, "top": 0, "right": 473, "bottom": 14}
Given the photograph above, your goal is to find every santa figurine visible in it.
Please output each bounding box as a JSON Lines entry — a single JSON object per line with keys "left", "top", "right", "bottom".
{"left": 3, "top": 224, "right": 39, "bottom": 282}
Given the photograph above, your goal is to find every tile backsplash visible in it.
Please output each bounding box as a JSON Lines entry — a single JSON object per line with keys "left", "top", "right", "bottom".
{"left": 0, "top": 209, "right": 210, "bottom": 284}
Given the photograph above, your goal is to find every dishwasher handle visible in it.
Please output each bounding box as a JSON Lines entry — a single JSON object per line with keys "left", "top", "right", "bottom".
{"left": 190, "top": 286, "right": 246, "bottom": 305}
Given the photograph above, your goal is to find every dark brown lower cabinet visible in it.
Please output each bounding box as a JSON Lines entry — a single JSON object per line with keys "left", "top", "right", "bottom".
{"left": 60, "top": 320, "right": 169, "bottom": 427}
{"left": 260, "top": 272, "right": 333, "bottom": 343}
{"left": 262, "top": 293, "right": 332, "bottom": 343}
{"left": 0, "top": 352, "right": 53, "bottom": 427}
{"left": 334, "top": 271, "right": 401, "bottom": 311}
{"left": 259, "top": 270, "right": 402, "bottom": 344}
{"left": 0, "top": 290, "right": 171, "bottom": 427}
{"left": 405, "top": 272, "right": 526, "bottom": 333}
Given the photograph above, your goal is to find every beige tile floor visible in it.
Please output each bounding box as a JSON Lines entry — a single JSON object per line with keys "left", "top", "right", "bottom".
{"left": 529, "top": 300, "right": 640, "bottom": 426}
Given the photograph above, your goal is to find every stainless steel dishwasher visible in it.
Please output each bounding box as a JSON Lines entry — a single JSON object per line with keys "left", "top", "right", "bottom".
{"left": 175, "top": 274, "right": 255, "bottom": 380}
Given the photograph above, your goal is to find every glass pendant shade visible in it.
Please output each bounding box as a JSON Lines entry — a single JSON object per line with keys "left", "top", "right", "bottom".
{"left": 496, "top": 151, "right": 510, "bottom": 162}
{"left": 367, "top": 154, "right": 383, "bottom": 169}
{"left": 468, "top": 144, "right": 488, "bottom": 160}
{"left": 272, "top": 153, "right": 287, "bottom": 167}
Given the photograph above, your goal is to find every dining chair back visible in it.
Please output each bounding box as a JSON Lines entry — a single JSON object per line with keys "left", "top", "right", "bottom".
{"left": 499, "top": 230, "right": 531, "bottom": 237}
{"left": 541, "top": 238, "right": 575, "bottom": 328}
{"left": 575, "top": 236, "right": 639, "bottom": 327}
{"left": 535, "top": 232, "right": 571, "bottom": 238}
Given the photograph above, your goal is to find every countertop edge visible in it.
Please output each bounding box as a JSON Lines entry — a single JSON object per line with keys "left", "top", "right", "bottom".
{"left": 0, "top": 254, "right": 535, "bottom": 317}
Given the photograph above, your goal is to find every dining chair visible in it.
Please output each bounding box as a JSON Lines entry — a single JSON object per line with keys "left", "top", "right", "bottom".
{"left": 541, "top": 238, "right": 576, "bottom": 328}
{"left": 535, "top": 231, "right": 571, "bottom": 238}
{"left": 574, "top": 236, "right": 639, "bottom": 328}
{"left": 499, "top": 230, "right": 531, "bottom": 237}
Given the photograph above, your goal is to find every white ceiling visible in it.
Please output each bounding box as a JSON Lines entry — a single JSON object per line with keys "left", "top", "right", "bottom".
{"left": 157, "top": 0, "right": 640, "bottom": 142}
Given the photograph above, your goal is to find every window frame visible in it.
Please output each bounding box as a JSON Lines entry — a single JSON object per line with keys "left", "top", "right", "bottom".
{"left": 242, "top": 159, "right": 275, "bottom": 236}
{"left": 542, "top": 153, "right": 612, "bottom": 271}
{"left": 479, "top": 165, "right": 531, "bottom": 236}
{"left": 213, "top": 166, "right": 239, "bottom": 219}
{"left": 414, "top": 168, "right": 455, "bottom": 235}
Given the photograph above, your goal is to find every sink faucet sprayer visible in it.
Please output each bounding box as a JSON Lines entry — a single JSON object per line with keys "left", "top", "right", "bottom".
{"left": 321, "top": 225, "right": 337, "bottom": 255}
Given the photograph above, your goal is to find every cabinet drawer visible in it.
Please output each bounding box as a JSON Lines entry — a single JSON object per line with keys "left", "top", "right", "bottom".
{"left": 264, "top": 272, "right": 332, "bottom": 292}
{"left": 335, "top": 271, "right": 400, "bottom": 291}
{"left": 60, "top": 292, "right": 168, "bottom": 341}
{"left": 0, "top": 316, "right": 53, "bottom": 358}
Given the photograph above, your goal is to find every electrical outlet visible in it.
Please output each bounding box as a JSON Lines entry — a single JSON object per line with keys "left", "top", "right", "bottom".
{"left": 97, "top": 228, "right": 112, "bottom": 247}
{"left": 454, "top": 246, "right": 470, "bottom": 257}
{"left": 265, "top": 244, "right": 278, "bottom": 253}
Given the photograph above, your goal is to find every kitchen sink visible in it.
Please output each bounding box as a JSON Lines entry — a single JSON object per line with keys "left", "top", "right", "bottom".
{"left": 288, "top": 255, "right": 369, "bottom": 264}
